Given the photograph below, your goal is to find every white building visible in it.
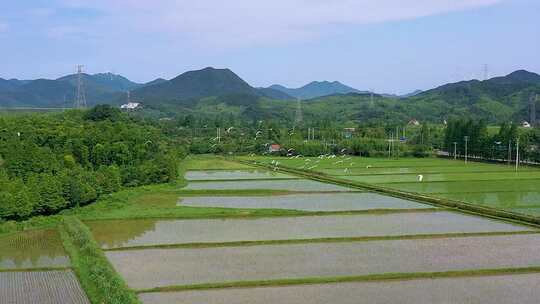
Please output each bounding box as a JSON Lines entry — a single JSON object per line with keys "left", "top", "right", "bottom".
{"left": 120, "top": 102, "right": 140, "bottom": 110}
{"left": 408, "top": 119, "right": 420, "bottom": 126}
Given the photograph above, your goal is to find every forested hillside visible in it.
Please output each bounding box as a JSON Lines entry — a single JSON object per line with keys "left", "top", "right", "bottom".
{"left": 0, "top": 105, "right": 185, "bottom": 220}
{"left": 1, "top": 69, "right": 539, "bottom": 125}
{"left": 140, "top": 69, "right": 540, "bottom": 125}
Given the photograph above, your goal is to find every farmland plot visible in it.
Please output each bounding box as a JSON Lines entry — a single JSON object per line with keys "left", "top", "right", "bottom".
{"left": 108, "top": 234, "right": 540, "bottom": 289}
{"left": 0, "top": 270, "right": 89, "bottom": 304}
{"left": 139, "top": 273, "right": 540, "bottom": 304}
{"left": 90, "top": 212, "right": 532, "bottom": 249}
{"left": 184, "top": 179, "right": 354, "bottom": 192}
{"left": 177, "top": 192, "right": 433, "bottom": 211}
{"left": 185, "top": 170, "right": 296, "bottom": 180}
{"left": 0, "top": 230, "right": 70, "bottom": 270}
{"left": 260, "top": 156, "right": 540, "bottom": 218}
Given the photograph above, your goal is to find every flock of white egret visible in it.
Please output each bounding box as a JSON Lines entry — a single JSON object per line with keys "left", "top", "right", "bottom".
{"left": 251, "top": 150, "right": 427, "bottom": 182}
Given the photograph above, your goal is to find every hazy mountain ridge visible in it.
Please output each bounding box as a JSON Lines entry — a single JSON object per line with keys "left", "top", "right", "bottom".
{"left": 269, "top": 81, "right": 365, "bottom": 99}
{"left": 0, "top": 73, "right": 156, "bottom": 107}
{"left": 0, "top": 68, "right": 538, "bottom": 124}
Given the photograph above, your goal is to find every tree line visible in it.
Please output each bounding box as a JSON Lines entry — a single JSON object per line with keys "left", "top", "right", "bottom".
{"left": 0, "top": 105, "right": 185, "bottom": 220}
{"left": 444, "top": 118, "right": 540, "bottom": 163}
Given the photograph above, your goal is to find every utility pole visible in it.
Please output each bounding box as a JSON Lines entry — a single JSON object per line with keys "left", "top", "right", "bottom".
{"left": 453, "top": 142, "right": 457, "bottom": 160}
{"left": 395, "top": 127, "right": 399, "bottom": 158}
{"left": 216, "top": 128, "right": 221, "bottom": 143}
{"left": 515, "top": 138, "right": 520, "bottom": 171}
{"left": 392, "top": 133, "right": 396, "bottom": 158}
{"left": 388, "top": 134, "right": 392, "bottom": 157}
{"left": 508, "top": 139, "right": 512, "bottom": 166}
{"left": 464, "top": 136, "right": 469, "bottom": 164}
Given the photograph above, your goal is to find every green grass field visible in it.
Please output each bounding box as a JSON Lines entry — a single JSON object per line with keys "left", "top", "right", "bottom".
{"left": 241, "top": 155, "right": 540, "bottom": 216}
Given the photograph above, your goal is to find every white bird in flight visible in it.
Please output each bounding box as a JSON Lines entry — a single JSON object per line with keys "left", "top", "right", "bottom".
{"left": 417, "top": 174, "right": 424, "bottom": 182}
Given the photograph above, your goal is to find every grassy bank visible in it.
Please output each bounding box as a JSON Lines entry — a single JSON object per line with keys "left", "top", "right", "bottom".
{"left": 60, "top": 216, "right": 140, "bottom": 304}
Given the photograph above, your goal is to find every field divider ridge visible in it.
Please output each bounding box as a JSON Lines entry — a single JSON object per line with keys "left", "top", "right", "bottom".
{"left": 60, "top": 216, "right": 142, "bottom": 304}
{"left": 82, "top": 208, "right": 443, "bottom": 224}
{"left": 103, "top": 230, "right": 540, "bottom": 251}
{"left": 135, "top": 266, "right": 540, "bottom": 293}
{"left": 236, "top": 159, "right": 540, "bottom": 228}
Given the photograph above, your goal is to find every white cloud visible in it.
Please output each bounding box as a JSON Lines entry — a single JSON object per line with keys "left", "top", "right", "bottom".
{"left": 59, "top": 0, "right": 503, "bottom": 47}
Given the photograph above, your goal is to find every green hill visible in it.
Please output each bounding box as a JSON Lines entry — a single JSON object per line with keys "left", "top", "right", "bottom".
{"left": 132, "top": 67, "right": 260, "bottom": 103}
{"left": 269, "top": 81, "right": 365, "bottom": 99}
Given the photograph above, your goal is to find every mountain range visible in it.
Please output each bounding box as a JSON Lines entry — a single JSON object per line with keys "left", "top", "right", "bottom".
{"left": 0, "top": 72, "right": 162, "bottom": 107}
{"left": 0, "top": 67, "right": 538, "bottom": 124}
{"left": 267, "top": 81, "right": 366, "bottom": 99}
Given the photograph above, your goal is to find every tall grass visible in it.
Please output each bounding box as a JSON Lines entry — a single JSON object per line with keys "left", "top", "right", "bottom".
{"left": 60, "top": 216, "right": 140, "bottom": 304}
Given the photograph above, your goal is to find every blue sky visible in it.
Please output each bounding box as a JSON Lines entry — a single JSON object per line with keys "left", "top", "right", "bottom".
{"left": 0, "top": 0, "right": 538, "bottom": 94}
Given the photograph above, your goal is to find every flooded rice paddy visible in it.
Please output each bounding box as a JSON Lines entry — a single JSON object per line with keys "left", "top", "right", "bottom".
{"left": 184, "top": 179, "right": 354, "bottom": 192}
{"left": 138, "top": 273, "right": 540, "bottom": 304}
{"left": 89, "top": 212, "right": 531, "bottom": 249}
{"left": 343, "top": 171, "right": 540, "bottom": 184}
{"left": 379, "top": 180, "right": 540, "bottom": 194}
{"left": 0, "top": 230, "right": 70, "bottom": 270}
{"left": 185, "top": 170, "right": 296, "bottom": 180}
{"left": 0, "top": 270, "right": 90, "bottom": 304}
{"left": 177, "top": 192, "right": 433, "bottom": 211}
{"left": 108, "top": 234, "right": 540, "bottom": 289}
{"left": 92, "top": 157, "right": 540, "bottom": 300}
{"left": 321, "top": 164, "right": 532, "bottom": 176}
{"left": 293, "top": 156, "right": 540, "bottom": 218}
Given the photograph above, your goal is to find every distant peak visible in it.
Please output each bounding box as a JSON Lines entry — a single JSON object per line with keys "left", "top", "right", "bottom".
{"left": 508, "top": 69, "right": 533, "bottom": 75}
{"left": 499, "top": 69, "right": 540, "bottom": 83}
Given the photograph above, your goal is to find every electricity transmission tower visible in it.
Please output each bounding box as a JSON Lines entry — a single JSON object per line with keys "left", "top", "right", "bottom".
{"left": 293, "top": 98, "right": 303, "bottom": 130}
{"left": 74, "top": 65, "right": 87, "bottom": 109}
{"left": 482, "top": 64, "right": 489, "bottom": 80}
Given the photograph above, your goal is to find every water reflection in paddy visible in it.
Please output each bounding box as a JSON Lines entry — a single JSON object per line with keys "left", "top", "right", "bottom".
{"left": 185, "top": 170, "right": 295, "bottom": 181}
{"left": 88, "top": 212, "right": 532, "bottom": 249}
{"left": 108, "top": 234, "right": 540, "bottom": 289}
{"left": 178, "top": 193, "right": 433, "bottom": 211}
{"left": 139, "top": 273, "right": 540, "bottom": 304}
{"left": 0, "top": 230, "right": 70, "bottom": 269}
{"left": 184, "top": 179, "right": 354, "bottom": 192}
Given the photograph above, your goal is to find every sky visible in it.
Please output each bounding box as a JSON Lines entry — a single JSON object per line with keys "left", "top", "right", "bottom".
{"left": 0, "top": 0, "right": 539, "bottom": 94}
